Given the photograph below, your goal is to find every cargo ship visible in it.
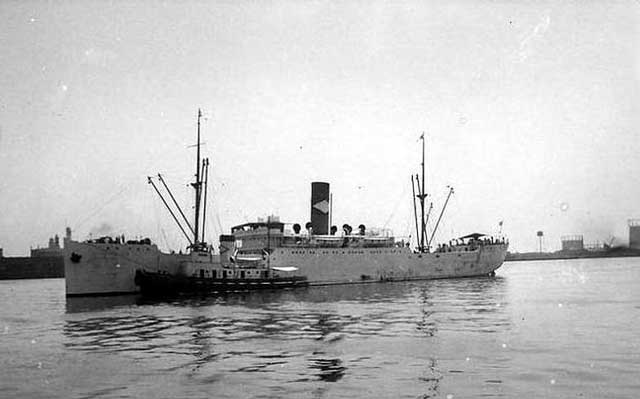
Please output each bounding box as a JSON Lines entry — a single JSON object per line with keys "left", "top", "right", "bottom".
{"left": 64, "top": 111, "right": 508, "bottom": 297}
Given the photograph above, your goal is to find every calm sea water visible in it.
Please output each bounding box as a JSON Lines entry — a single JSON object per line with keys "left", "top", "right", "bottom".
{"left": 1, "top": 258, "right": 639, "bottom": 398}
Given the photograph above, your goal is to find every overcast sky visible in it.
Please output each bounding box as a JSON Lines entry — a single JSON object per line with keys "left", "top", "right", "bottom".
{"left": 1, "top": 1, "right": 638, "bottom": 255}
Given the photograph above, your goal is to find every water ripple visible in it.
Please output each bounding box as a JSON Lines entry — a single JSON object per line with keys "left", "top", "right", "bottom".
{"left": 62, "top": 278, "right": 511, "bottom": 361}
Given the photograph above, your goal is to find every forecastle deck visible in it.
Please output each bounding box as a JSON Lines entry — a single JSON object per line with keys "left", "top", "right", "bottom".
{"left": 63, "top": 239, "right": 219, "bottom": 296}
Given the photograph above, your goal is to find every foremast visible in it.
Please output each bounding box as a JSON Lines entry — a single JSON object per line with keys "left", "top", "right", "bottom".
{"left": 190, "top": 109, "right": 210, "bottom": 252}
{"left": 148, "top": 109, "right": 211, "bottom": 253}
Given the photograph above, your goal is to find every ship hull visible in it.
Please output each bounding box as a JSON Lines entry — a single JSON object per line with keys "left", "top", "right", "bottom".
{"left": 65, "top": 238, "right": 507, "bottom": 296}
{"left": 266, "top": 244, "right": 508, "bottom": 285}
{"left": 63, "top": 239, "right": 219, "bottom": 296}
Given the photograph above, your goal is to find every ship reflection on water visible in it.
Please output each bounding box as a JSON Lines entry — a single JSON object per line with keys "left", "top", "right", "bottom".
{"left": 65, "top": 294, "right": 140, "bottom": 314}
{"left": 63, "top": 277, "right": 509, "bottom": 391}
{"left": 309, "top": 354, "right": 346, "bottom": 382}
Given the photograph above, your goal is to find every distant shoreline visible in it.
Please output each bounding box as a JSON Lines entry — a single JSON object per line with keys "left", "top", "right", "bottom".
{"left": 506, "top": 248, "right": 640, "bottom": 262}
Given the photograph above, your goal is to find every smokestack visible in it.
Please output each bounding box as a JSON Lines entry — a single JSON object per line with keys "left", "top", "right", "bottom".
{"left": 311, "top": 182, "right": 330, "bottom": 235}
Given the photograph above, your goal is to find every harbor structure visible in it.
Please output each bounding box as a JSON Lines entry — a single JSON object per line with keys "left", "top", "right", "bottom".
{"left": 0, "top": 232, "right": 66, "bottom": 280}
{"left": 507, "top": 222, "right": 640, "bottom": 262}
{"left": 629, "top": 219, "right": 640, "bottom": 249}
{"left": 31, "top": 236, "right": 61, "bottom": 258}
{"left": 30, "top": 228, "right": 72, "bottom": 258}
{"left": 537, "top": 231, "right": 544, "bottom": 253}
{"left": 561, "top": 235, "right": 584, "bottom": 252}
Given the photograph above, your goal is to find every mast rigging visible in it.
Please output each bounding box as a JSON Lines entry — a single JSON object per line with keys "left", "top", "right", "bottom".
{"left": 149, "top": 108, "right": 211, "bottom": 252}
{"left": 428, "top": 186, "right": 454, "bottom": 247}
{"left": 411, "top": 175, "right": 420, "bottom": 249}
{"left": 201, "top": 158, "right": 209, "bottom": 244}
{"left": 148, "top": 177, "right": 193, "bottom": 245}
{"left": 157, "top": 173, "right": 195, "bottom": 236}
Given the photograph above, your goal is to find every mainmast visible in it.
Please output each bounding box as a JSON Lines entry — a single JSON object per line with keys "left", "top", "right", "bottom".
{"left": 411, "top": 132, "right": 453, "bottom": 252}
{"left": 419, "top": 133, "right": 427, "bottom": 252}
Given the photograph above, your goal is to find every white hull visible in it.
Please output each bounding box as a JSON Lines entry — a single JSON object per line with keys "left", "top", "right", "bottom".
{"left": 63, "top": 239, "right": 219, "bottom": 296}
{"left": 268, "top": 244, "right": 508, "bottom": 285}
{"left": 64, "top": 238, "right": 507, "bottom": 296}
